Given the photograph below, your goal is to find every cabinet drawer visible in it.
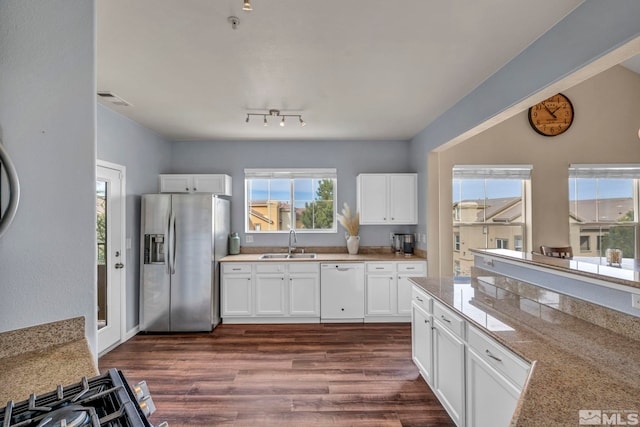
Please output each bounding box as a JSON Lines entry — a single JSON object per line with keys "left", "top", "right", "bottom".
{"left": 288, "top": 262, "right": 319, "bottom": 274}
{"left": 411, "top": 285, "right": 432, "bottom": 313}
{"left": 433, "top": 300, "right": 465, "bottom": 339}
{"left": 397, "top": 262, "right": 426, "bottom": 274}
{"left": 255, "top": 263, "right": 285, "bottom": 274}
{"left": 468, "top": 325, "right": 530, "bottom": 388}
{"left": 366, "top": 262, "right": 394, "bottom": 273}
{"left": 223, "top": 263, "right": 252, "bottom": 274}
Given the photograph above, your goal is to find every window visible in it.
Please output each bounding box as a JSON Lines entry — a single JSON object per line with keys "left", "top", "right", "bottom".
{"left": 452, "top": 165, "right": 531, "bottom": 277}
{"left": 579, "top": 235, "right": 591, "bottom": 252}
{"left": 514, "top": 236, "right": 523, "bottom": 251}
{"left": 245, "top": 169, "right": 337, "bottom": 233}
{"left": 495, "top": 238, "right": 508, "bottom": 249}
{"left": 569, "top": 165, "right": 639, "bottom": 259}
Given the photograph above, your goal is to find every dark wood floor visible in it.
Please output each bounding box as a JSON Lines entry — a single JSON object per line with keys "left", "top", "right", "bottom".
{"left": 99, "top": 323, "right": 454, "bottom": 427}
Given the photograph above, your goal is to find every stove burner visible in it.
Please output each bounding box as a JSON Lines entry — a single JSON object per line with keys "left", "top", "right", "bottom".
{"left": 36, "top": 405, "right": 91, "bottom": 427}
{"left": 0, "top": 369, "right": 166, "bottom": 427}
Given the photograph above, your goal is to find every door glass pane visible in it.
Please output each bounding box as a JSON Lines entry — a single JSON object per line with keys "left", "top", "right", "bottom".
{"left": 97, "top": 180, "right": 107, "bottom": 330}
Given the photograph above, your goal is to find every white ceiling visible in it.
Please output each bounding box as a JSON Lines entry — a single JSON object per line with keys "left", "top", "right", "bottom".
{"left": 97, "top": 0, "right": 586, "bottom": 141}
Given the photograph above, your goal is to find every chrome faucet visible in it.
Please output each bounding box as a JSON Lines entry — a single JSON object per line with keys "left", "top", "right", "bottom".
{"left": 288, "top": 229, "right": 297, "bottom": 255}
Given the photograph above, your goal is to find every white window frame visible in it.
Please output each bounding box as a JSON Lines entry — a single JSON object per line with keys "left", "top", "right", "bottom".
{"left": 244, "top": 168, "right": 338, "bottom": 234}
{"left": 569, "top": 164, "right": 640, "bottom": 258}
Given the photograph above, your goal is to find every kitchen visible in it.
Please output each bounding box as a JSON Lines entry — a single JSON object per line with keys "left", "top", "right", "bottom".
{"left": 2, "top": 1, "right": 640, "bottom": 426}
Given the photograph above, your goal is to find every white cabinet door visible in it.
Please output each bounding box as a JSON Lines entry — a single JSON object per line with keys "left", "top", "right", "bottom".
{"left": 255, "top": 274, "right": 287, "bottom": 315}
{"left": 192, "top": 175, "right": 232, "bottom": 195}
{"left": 433, "top": 319, "right": 466, "bottom": 427}
{"left": 160, "top": 175, "right": 192, "bottom": 193}
{"left": 221, "top": 274, "right": 252, "bottom": 316}
{"left": 366, "top": 275, "right": 396, "bottom": 315}
{"left": 389, "top": 174, "right": 417, "bottom": 224}
{"left": 466, "top": 347, "right": 522, "bottom": 427}
{"left": 396, "top": 275, "right": 414, "bottom": 315}
{"left": 289, "top": 274, "right": 320, "bottom": 316}
{"left": 358, "top": 174, "right": 388, "bottom": 224}
{"left": 411, "top": 304, "right": 433, "bottom": 385}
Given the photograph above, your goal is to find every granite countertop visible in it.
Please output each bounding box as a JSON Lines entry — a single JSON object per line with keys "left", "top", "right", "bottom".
{"left": 0, "top": 317, "right": 99, "bottom": 403}
{"left": 472, "top": 248, "right": 640, "bottom": 290}
{"left": 410, "top": 276, "right": 640, "bottom": 426}
{"left": 221, "top": 252, "right": 426, "bottom": 262}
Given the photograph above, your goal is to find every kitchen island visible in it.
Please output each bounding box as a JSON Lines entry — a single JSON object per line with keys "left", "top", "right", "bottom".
{"left": 409, "top": 248, "right": 640, "bottom": 426}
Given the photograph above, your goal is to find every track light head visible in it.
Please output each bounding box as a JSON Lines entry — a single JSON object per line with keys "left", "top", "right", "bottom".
{"left": 263, "top": 115, "right": 268, "bottom": 126}
{"left": 245, "top": 115, "right": 250, "bottom": 123}
{"left": 243, "top": 0, "right": 253, "bottom": 11}
{"left": 280, "top": 116, "right": 285, "bottom": 127}
{"left": 299, "top": 117, "right": 306, "bottom": 127}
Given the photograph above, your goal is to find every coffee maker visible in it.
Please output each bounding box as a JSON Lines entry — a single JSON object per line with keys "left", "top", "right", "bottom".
{"left": 392, "top": 233, "right": 415, "bottom": 255}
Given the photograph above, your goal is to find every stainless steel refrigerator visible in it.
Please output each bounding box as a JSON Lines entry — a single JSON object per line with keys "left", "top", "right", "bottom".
{"left": 140, "top": 194, "right": 230, "bottom": 332}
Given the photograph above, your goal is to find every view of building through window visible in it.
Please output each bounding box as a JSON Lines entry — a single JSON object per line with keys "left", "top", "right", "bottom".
{"left": 245, "top": 169, "right": 337, "bottom": 233}
{"left": 452, "top": 165, "right": 531, "bottom": 278}
{"left": 569, "top": 169, "right": 638, "bottom": 259}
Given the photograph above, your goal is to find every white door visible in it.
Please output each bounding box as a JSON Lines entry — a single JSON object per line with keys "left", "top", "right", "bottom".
{"left": 97, "top": 162, "right": 126, "bottom": 354}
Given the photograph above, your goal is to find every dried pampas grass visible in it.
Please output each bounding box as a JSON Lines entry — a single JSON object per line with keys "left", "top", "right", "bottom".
{"left": 337, "top": 202, "right": 359, "bottom": 236}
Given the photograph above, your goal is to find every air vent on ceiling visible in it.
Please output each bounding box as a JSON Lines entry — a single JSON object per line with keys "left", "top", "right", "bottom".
{"left": 97, "top": 91, "right": 132, "bottom": 107}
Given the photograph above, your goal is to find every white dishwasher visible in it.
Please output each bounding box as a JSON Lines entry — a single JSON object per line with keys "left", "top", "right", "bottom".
{"left": 321, "top": 263, "right": 365, "bottom": 322}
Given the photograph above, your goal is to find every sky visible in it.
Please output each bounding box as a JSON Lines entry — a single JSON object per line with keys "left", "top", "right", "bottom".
{"left": 453, "top": 178, "right": 633, "bottom": 202}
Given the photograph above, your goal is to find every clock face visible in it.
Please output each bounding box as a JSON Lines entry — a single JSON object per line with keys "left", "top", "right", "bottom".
{"left": 528, "top": 93, "right": 574, "bottom": 136}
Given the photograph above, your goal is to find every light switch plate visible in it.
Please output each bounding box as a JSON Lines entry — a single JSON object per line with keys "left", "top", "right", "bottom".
{"left": 245, "top": 235, "right": 254, "bottom": 243}
{"left": 632, "top": 294, "right": 640, "bottom": 309}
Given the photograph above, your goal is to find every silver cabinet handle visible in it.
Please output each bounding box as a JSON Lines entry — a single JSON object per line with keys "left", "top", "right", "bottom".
{"left": 440, "top": 315, "right": 451, "bottom": 323}
{"left": 424, "top": 319, "right": 429, "bottom": 324}
{"left": 115, "top": 263, "right": 124, "bottom": 269}
{"left": 485, "top": 349, "right": 502, "bottom": 362}
{"left": 416, "top": 296, "right": 423, "bottom": 302}
{"left": 406, "top": 267, "right": 415, "bottom": 270}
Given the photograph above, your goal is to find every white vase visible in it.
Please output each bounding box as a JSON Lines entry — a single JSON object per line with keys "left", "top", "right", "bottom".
{"left": 346, "top": 235, "right": 360, "bottom": 255}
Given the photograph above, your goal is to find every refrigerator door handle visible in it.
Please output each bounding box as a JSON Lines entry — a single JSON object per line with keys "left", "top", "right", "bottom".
{"left": 168, "top": 211, "right": 176, "bottom": 275}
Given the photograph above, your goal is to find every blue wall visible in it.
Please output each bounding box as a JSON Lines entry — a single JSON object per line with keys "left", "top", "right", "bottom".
{"left": 169, "top": 139, "right": 415, "bottom": 248}
{"left": 97, "top": 105, "right": 171, "bottom": 331}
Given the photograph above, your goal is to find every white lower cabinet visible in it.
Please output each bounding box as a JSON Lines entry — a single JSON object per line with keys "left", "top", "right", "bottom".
{"left": 222, "top": 262, "right": 319, "bottom": 322}
{"left": 432, "top": 306, "right": 466, "bottom": 427}
{"left": 289, "top": 272, "right": 321, "bottom": 316}
{"left": 466, "top": 347, "right": 522, "bottom": 427}
{"left": 365, "top": 261, "right": 426, "bottom": 322}
{"left": 411, "top": 284, "right": 531, "bottom": 427}
{"left": 412, "top": 303, "right": 433, "bottom": 385}
{"left": 221, "top": 264, "right": 252, "bottom": 316}
{"left": 255, "top": 274, "right": 287, "bottom": 316}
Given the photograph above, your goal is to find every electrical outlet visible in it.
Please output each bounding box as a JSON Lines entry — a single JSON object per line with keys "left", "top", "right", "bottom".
{"left": 245, "top": 235, "right": 254, "bottom": 243}
{"left": 632, "top": 294, "right": 640, "bottom": 309}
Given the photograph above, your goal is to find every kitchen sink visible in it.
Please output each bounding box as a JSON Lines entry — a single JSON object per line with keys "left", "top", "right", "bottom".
{"left": 289, "top": 253, "right": 317, "bottom": 259}
{"left": 259, "top": 253, "right": 290, "bottom": 259}
{"left": 258, "top": 253, "right": 317, "bottom": 260}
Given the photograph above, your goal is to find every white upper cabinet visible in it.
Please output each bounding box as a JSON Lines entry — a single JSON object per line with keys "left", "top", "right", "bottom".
{"left": 159, "top": 174, "right": 232, "bottom": 196}
{"left": 357, "top": 174, "right": 417, "bottom": 224}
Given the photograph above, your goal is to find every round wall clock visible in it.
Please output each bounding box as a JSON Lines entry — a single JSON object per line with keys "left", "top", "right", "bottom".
{"left": 528, "top": 93, "right": 574, "bottom": 137}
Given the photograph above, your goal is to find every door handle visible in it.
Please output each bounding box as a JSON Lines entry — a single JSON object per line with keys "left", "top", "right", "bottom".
{"left": 115, "top": 263, "right": 124, "bottom": 269}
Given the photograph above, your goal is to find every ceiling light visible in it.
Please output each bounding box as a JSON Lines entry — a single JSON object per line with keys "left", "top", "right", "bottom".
{"left": 242, "top": 0, "right": 253, "bottom": 11}
{"left": 245, "top": 109, "right": 307, "bottom": 127}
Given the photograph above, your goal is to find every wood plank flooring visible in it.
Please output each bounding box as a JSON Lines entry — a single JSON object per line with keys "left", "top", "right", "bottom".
{"left": 99, "top": 323, "right": 454, "bottom": 427}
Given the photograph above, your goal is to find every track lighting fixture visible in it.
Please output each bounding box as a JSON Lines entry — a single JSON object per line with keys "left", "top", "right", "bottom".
{"left": 245, "top": 109, "right": 306, "bottom": 127}
{"left": 243, "top": 0, "right": 253, "bottom": 11}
